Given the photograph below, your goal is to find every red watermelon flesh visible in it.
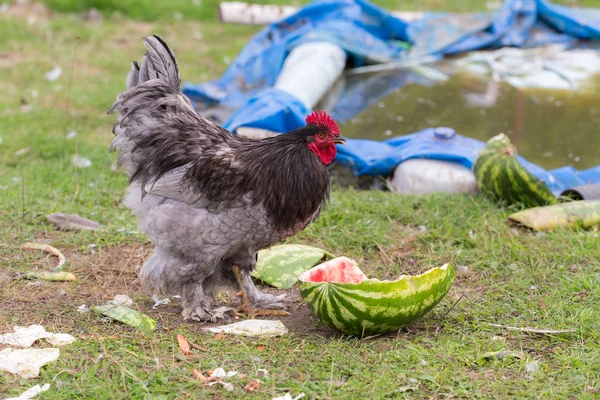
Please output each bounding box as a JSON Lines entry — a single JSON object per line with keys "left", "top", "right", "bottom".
{"left": 298, "top": 257, "right": 367, "bottom": 284}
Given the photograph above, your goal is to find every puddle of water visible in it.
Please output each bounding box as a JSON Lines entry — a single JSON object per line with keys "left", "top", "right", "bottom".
{"left": 338, "top": 72, "right": 600, "bottom": 170}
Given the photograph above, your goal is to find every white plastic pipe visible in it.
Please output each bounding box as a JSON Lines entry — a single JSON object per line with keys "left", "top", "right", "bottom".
{"left": 218, "top": 2, "right": 425, "bottom": 25}
{"left": 237, "top": 42, "right": 347, "bottom": 139}
{"left": 218, "top": 1, "right": 298, "bottom": 25}
{"left": 275, "top": 42, "right": 347, "bottom": 110}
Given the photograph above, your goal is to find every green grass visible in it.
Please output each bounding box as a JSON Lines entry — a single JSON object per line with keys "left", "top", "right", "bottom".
{"left": 39, "top": 0, "right": 600, "bottom": 21}
{"left": 1, "top": 2, "right": 600, "bottom": 399}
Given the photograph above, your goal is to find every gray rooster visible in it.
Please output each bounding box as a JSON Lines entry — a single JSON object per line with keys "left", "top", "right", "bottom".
{"left": 108, "top": 35, "right": 345, "bottom": 321}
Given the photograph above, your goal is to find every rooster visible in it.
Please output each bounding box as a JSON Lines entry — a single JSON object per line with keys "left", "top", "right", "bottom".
{"left": 108, "top": 35, "right": 345, "bottom": 321}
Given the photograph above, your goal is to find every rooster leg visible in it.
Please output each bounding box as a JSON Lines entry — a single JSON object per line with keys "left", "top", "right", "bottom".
{"left": 231, "top": 265, "right": 254, "bottom": 318}
{"left": 140, "top": 248, "right": 232, "bottom": 322}
{"left": 181, "top": 282, "right": 220, "bottom": 322}
{"left": 232, "top": 265, "right": 288, "bottom": 319}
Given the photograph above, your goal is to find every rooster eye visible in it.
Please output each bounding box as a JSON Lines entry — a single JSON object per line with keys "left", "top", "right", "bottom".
{"left": 318, "top": 132, "right": 325, "bottom": 139}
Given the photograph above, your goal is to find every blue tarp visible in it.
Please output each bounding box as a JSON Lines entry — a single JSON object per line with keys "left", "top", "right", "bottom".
{"left": 335, "top": 127, "right": 600, "bottom": 195}
{"left": 182, "top": 0, "right": 600, "bottom": 194}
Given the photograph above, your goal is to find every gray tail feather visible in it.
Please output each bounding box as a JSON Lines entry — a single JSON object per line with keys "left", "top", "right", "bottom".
{"left": 125, "top": 35, "right": 181, "bottom": 91}
{"left": 106, "top": 35, "right": 184, "bottom": 169}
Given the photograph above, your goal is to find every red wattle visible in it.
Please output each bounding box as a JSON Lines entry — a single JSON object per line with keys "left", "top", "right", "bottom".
{"left": 308, "top": 143, "right": 337, "bottom": 165}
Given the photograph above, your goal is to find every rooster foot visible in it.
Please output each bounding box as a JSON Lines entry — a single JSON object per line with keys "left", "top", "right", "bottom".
{"left": 235, "top": 293, "right": 289, "bottom": 318}
{"left": 181, "top": 282, "right": 235, "bottom": 322}
{"left": 253, "top": 292, "right": 287, "bottom": 309}
{"left": 182, "top": 305, "right": 236, "bottom": 322}
{"left": 232, "top": 265, "right": 289, "bottom": 319}
{"left": 182, "top": 304, "right": 214, "bottom": 322}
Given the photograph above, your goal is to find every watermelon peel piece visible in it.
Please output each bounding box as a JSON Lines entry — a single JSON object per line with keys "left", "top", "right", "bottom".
{"left": 508, "top": 200, "right": 600, "bottom": 231}
{"left": 252, "top": 244, "right": 335, "bottom": 289}
{"left": 298, "top": 257, "right": 455, "bottom": 336}
{"left": 91, "top": 304, "right": 157, "bottom": 333}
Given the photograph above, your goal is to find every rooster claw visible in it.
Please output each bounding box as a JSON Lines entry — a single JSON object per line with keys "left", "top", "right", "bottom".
{"left": 183, "top": 305, "right": 236, "bottom": 323}
{"left": 254, "top": 291, "right": 287, "bottom": 305}
{"left": 211, "top": 306, "right": 237, "bottom": 321}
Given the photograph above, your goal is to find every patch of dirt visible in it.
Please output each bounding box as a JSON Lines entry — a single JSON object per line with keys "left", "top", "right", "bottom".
{"left": 0, "top": 52, "right": 28, "bottom": 69}
{"left": 0, "top": 244, "right": 336, "bottom": 337}
{"left": 2, "top": 0, "right": 50, "bottom": 22}
{"left": 274, "top": 287, "right": 337, "bottom": 338}
{"left": 0, "top": 244, "right": 148, "bottom": 331}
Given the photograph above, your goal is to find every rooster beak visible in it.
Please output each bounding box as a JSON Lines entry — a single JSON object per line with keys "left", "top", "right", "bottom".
{"left": 333, "top": 136, "right": 346, "bottom": 145}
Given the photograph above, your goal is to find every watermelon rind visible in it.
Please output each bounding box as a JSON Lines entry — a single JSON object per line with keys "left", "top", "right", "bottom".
{"left": 473, "top": 133, "right": 557, "bottom": 208}
{"left": 298, "top": 257, "right": 455, "bottom": 336}
{"left": 252, "top": 244, "right": 334, "bottom": 289}
{"left": 508, "top": 200, "right": 600, "bottom": 231}
{"left": 91, "top": 304, "right": 157, "bottom": 333}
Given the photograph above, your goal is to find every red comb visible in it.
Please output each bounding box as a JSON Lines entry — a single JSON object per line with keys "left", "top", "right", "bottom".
{"left": 305, "top": 110, "right": 340, "bottom": 134}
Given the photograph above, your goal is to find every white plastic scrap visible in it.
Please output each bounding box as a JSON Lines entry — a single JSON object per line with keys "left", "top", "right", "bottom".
{"left": 203, "top": 320, "right": 288, "bottom": 337}
{"left": 206, "top": 368, "right": 238, "bottom": 391}
{"left": 0, "top": 348, "right": 60, "bottom": 378}
{"left": 207, "top": 381, "right": 234, "bottom": 391}
{"left": 72, "top": 155, "right": 92, "bottom": 168}
{"left": 525, "top": 359, "right": 539, "bottom": 374}
{"left": 77, "top": 304, "right": 89, "bottom": 313}
{"left": 3, "top": 383, "right": 51, "bottom": 400}
{"left": 45, "top": 333, "right": 76, "bottom": 347}
{"left": 456, "top": 265, "right": 469, "bottom": 275}
{"left": 456, "top": 45, "right": 600, "bottom": 91}
{"left": 110, "top": 294, "right": 133, "bottom": 307}
{"left": 0, "top": 326, "right": 49, "bottom": 347}
{"left": 44, "top": 67, "right": 62, "bottom": 82}
{"left": 210, "top": 368, "right": 238, "bottom": 379}
{"left": 65, "top": 130, "right": 77, "bottom": 140}
{"left": 0, "top": 325, "right": 75, "bottom": 348}
{"left": 151, "top": 295, "right": 171, "bottom": 308}
{"left": 524, "top": 359, "right": 540, "bottom": 381}
{"left": 273, "top": 393, "right": 305, "bottom": 400}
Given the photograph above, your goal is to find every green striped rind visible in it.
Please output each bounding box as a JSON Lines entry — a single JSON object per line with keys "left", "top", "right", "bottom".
{"left": 299, "top": 263, "right": 455, "bottom": 336}
{"left": 473, "top": 134, "right": 557, "bottom": 208}
{"left": 252, "top": 244, "right": 334, "bottom": 289}
{"left": 91, "top": 304, "right": 157, "bottom": 333}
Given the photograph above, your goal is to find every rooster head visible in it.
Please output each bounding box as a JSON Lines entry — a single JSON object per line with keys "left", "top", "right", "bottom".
{"left": 304, "top": 110, "right": 345, "bottom": 165}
